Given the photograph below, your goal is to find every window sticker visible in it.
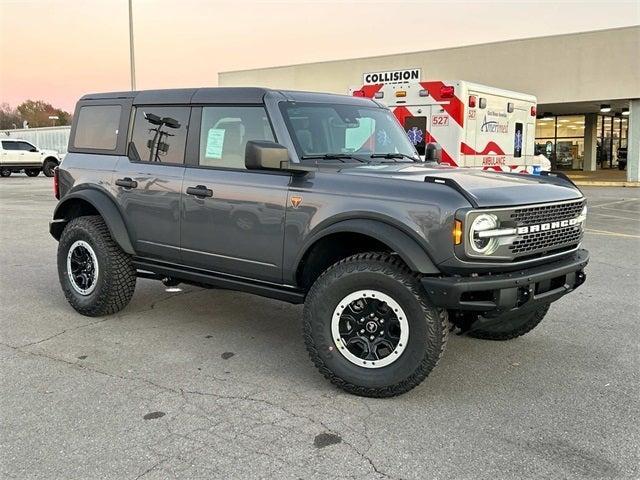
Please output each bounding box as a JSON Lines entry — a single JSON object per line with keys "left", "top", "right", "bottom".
{"left": 205, "top": 128, "right": 225, "bottom": 159}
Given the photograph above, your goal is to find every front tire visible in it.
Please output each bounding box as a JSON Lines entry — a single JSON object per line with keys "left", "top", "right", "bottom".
{"left": 24, "top": 168, "right": 40, "bottom": 177}
{"left": 467, "top": 305, "right": 550, "bottom": 341}
{"left": 57, "top": 215, "right": 136, "bottom": 316}
{"left": 43, "top": 159, "right": 58, "bottom": 177}
{"left": 0, "top": 168, "right": 11, "bottom": 177}
{"left": 303, "top": 253, "right": 447, "bottom": 398}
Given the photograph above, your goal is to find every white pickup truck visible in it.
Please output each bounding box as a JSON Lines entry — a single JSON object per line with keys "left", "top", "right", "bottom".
{"left": 0, "top": 138, "right": 61, "bottom": 177}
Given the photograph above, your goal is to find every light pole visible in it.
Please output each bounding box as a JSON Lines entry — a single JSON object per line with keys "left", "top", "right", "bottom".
{"left": 128, "top": 0, "right": 136, "bottom": 90}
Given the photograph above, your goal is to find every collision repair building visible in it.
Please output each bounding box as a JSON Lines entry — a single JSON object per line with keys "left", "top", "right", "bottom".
{"left": 219, "top": 26, "right": 639, "bottom": 182}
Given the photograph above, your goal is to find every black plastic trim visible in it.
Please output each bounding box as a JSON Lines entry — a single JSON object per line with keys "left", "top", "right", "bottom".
{"left": 133, "top": 257, "right": 305, "bottom": 304}
{"left": 421, "top": 249, "right": 589, "bottom": 313}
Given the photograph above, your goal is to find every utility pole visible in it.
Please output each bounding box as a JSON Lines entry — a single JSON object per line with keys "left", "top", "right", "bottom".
{"left": 128, "top": 0, "right": 136, "bottom": 90}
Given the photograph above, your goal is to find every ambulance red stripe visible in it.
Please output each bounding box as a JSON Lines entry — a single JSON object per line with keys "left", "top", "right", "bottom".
{"left": 419, "top": 81, "right": 465, "bottom": 128}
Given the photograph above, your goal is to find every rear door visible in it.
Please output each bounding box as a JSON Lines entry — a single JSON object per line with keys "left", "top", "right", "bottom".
{"left": 0, "top": 141, "right": 19, "bottom": 165}
{"left": 114, "top": 105, "right": 189, "bottom": 262}
{"left": 180, "top": 105, "right": 289, "bottom": 283}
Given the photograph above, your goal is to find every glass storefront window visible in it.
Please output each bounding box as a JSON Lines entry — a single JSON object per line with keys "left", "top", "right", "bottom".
{"left": 535, "top": 117, "right": 555, "bottom": 138}
{"left": 556, "top": 138, "right": 584, "bottom": 170}
{"left": 556, "top": 115, "right": 585, "bottom": 137}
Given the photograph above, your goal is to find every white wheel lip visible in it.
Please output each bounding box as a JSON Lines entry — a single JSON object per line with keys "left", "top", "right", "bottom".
{"left": 331, "top": 290, "right": 409, "bottom": 369}
{"left": 66, "top": 240, "right": 99, "bottom": 296}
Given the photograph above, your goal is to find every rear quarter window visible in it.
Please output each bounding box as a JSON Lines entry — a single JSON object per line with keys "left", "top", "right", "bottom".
{"left": 73, "top": 105, "right": 122, "bottom": 150}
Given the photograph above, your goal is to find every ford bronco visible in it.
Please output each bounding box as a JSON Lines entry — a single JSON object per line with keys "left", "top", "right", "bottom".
{"left": 50, "top": 88, "right": 589, "bottom": 397}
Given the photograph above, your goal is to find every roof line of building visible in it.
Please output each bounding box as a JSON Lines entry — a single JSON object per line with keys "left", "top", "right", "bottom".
{"left": 219, "top": 25, "right": 639, "bottom": 75}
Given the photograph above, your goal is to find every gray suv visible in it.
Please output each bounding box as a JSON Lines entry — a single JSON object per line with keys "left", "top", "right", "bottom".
{"left": 50, "top": 88, "right": 589, "bottom": 397}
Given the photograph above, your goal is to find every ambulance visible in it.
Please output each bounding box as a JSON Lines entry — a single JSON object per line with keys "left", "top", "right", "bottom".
{"left": 350, "top": 79, "right": 546, "bottom": 173}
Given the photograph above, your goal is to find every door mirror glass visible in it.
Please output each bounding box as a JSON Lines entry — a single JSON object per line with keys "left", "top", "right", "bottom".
{"left": 245, "top": 140, "right": 289, "bottom": 170}
{"left": 30, "top": 148, "right": 38, "bottom": 152}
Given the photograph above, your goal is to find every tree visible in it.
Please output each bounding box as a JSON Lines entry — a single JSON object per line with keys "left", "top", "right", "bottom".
{"left": 16, "top": 100, "right": 72, "bottom": 128}
{"left": 0, "top": 103, "right": 22, "bottom": 129}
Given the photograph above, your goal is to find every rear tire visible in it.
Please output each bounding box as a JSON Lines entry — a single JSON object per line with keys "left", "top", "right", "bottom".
{"left": 467, "top": 305, "right": 550, "bottom": 341}
{"left": 57, "top": 215, "right": 136, "bottom": 316}
{"left": 303, "top": 253, "right": 447, "bottom": 398}
{"left": 43, "top": 159, "right": 58, "bottom": 177}
{"left": 0, "top": 168, "right": 11, "bottom": 177}
{"left": 24, "top": 168, "right": 40, "bottom": 177}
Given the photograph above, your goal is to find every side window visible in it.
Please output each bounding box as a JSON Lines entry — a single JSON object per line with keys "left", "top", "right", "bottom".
{"left": 1, "top": 141, "right": 18, "bottom": 150}
{"left": 129, "top": 106, "right": 190, "bottom": 164}
{"left": 17, "top": 142, "right": 35, "bottom": 151}
{"left": 74, "top": 105, "right": 121, "bottom": 150}
{"left": 199, "top": 106, "right": 274, "bottom": 169}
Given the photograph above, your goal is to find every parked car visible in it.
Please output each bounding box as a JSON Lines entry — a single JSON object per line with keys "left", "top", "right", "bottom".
{"left": 50, "top": 87, "right": 589, "bottom": 397}
{"left": 0, "top": 138, "right": 61, "bottom": 177}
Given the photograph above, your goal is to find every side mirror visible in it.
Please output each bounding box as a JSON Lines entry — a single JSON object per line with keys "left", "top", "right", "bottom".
{"left": 30, "top": 148, "right": 38, "bottom": 152}
{"left": 245, "top": 140, "right": 289, "bottom": 170}
{"left": 425, "top": 142, "right": 442, "bottom": 163}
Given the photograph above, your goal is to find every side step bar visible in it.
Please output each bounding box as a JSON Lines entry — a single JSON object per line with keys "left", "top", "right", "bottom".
{"left": 132, "top": 258, "right": 306, "bottom": 304}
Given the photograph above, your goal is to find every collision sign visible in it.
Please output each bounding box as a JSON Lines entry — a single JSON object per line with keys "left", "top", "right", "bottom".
{"left": 363, "top": 68, "right": 421, "bottom": 85}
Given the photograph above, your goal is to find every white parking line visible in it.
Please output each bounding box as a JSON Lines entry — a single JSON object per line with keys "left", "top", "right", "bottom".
{"left": 585, "top": 228, "right": 640, "bottom": 239}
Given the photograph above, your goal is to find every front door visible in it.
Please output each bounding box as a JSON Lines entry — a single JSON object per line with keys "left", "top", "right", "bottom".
{"left": 180, "top": 105, "right": 289, "bottom": 283}
{"left": 113, "top": 105, "right": 190, "bottom": 262}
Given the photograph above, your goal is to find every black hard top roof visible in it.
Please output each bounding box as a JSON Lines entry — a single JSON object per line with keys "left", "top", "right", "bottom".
{"left": 79, "top": 87, "right": 378, "bottom": 107}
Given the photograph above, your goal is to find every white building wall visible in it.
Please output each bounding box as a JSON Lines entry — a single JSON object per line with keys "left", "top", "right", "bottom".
{"left": 2, "top": 126, "right": 71, "bottom": 155}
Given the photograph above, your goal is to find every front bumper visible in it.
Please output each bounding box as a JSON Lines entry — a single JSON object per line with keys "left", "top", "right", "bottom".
{"left": 421, "top": 249, "right": 589, "bottom": 315}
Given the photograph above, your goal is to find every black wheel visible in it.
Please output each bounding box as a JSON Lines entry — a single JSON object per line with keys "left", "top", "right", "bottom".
{"left": 303, "top": 252, "right": 448, "bottom": 398}
{"left": 24, "top": 168, "right": 40, "bottom": 177}
{"left": 57, "top": 215, "right": 136, "bottom": 316}
{"left": 43, "top": 159, "right": 58, "bottom": 177}
{"left": 467, "top": 305, "right": 550, "bottom": 341}
{"left": 0, "top": 168, "right": 11, "bottom": 177}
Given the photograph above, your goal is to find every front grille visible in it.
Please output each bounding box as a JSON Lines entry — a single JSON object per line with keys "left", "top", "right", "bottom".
{"left": 510, "top": 225, "right": 583, "bottom": 254}
{"left": 510, "top": 199, "right": 585, "bottom": 226}
{"left": 508, "top": 199, "right": 585, "bottom": 257}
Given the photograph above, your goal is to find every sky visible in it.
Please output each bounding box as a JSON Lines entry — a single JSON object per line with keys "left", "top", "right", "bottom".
{"left": 1, "top": 0, "right": 639, "bottom": 112}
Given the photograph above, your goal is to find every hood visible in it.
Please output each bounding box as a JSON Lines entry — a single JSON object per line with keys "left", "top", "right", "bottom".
{"left": 340, "top": 163, "right": 582, "bottom": 208}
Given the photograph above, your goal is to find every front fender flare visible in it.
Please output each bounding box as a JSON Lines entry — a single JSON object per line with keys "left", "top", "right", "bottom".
{"left": 296, "top": 218, "right": 440, "bottom": 274}
{"left": 50, "top": 189, "right": 135, "bottom": 254}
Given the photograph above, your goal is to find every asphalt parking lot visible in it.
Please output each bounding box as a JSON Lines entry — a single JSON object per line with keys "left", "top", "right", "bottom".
{"left": 1, "top": 175, "right": 638, "bottom": 479}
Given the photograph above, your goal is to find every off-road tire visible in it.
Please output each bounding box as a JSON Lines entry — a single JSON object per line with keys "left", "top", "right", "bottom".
{"left": 24, "top": 168, "right": 40, "bottom": 177}
{"left": 467, "top": 305, "right": 550, "bottom": 341}
{"left": 43, "top": 159, "right": 58, "bottom": 177}
{"left": 303, "top": 252, "right": 448, "bottom": 398}
{"left": 57, "top": 215, "right": 136, "bottom": 316}
{"left": 0, "top": 168, "right": 11, "bottom": 177}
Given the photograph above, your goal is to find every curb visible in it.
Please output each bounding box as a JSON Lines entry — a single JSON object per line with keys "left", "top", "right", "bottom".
{"left": 570, "top": 181, "right": 640, "bottom": 187}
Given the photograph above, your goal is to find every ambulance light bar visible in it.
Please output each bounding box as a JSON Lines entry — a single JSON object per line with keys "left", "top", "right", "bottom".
{"left": 395, "top": 90, "right": 407, "bottom": 98}
{"left": 531, "top": 106, "right": 537, "bottom": 116}
{"left": 440, "top": 85, "right": 455, "bottom": 98}
{"left": 352, "top": 90, "right": 365, "bottom": 97}
{"left": 469, "top": 95, "right": 477, "bottom": 108}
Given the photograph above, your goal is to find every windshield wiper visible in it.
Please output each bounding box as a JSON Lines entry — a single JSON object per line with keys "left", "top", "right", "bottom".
{"left": 301, "top": 154, "right": 367, "bottom": 163}
{"left": 370, "top": 153, "right": 420, "bottom": 162}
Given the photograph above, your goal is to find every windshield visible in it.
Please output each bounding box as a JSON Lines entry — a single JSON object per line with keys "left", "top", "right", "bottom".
{"left": 280, "top": 102, "right": 420, "bottom": 162}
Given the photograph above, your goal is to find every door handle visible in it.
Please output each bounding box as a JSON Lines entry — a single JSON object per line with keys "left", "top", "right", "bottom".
{"left": 115, "top": 177, "right": 138, "bottom": 189}
{"left": 186, "top": 185, "right": 213, "bottom": 198}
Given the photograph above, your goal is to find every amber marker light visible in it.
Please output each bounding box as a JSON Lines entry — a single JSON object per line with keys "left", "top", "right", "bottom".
{"left": 453, "top": 220, "right": 463, "bottom": 245}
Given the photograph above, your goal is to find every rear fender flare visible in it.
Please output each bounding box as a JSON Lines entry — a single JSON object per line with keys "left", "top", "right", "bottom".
{"left": 51, "top": 189, "right": 135, "bottom": 254}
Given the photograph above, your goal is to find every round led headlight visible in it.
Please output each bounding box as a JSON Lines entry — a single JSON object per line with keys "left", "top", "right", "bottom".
{"left": 469, "top": 213, "right": 499, "bottom": 255}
